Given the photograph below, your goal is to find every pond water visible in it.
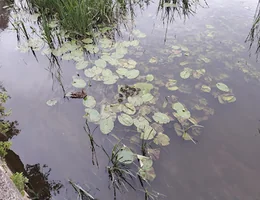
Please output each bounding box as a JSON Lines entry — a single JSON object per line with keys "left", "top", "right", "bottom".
{"left": 1, "top": 0, "right": 260, "bottom": 199}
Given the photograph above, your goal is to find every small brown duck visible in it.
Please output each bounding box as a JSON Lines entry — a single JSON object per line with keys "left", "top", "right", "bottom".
{"left": 70, "top": 89, "right": 87, "bottom": 99}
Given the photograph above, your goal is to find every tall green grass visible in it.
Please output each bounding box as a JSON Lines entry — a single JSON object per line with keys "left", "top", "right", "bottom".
{"left": 26, "top": 0, "right": 136, "bottom": 39}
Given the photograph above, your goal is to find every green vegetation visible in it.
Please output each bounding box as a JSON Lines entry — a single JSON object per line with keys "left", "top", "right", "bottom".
{"left": 0, "top": 141, "right": 12, "bottom": 158}
{"left": 10, "top": 172, "right": 28, "bottom": 196}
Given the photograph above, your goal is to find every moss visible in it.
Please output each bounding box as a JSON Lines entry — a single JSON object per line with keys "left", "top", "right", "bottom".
{"left": 10, "top": 172, "right": 28, "bottom": 196}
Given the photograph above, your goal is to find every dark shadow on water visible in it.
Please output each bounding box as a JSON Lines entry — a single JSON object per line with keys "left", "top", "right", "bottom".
{"left": 0, "top": 0, "right": 13, "bottom": 31}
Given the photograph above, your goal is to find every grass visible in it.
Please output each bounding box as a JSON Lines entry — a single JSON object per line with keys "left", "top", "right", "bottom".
{"left": 0, "top": 141, "right": 12, "bottom": 158}
{"left": 10, "top": 172, "right": 29, "bottom": 196}
{"left": 25, "top": 0, "right": 141, "bottom": 40}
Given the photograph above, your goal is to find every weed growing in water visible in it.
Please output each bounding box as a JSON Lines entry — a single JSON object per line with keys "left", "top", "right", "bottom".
{"left": 69, "top": 179, "right": 96, "bottom": 200}
{"left": 0, "top": 141, "right": 12, "bottom": 158}
{"left": 10, "top": 172, "right": 29, "bottom": 196}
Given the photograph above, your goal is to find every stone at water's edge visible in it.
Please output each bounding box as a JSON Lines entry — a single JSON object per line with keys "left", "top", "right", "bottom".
{"left": 0, "top": 160, "right": 26, "bottom": 200}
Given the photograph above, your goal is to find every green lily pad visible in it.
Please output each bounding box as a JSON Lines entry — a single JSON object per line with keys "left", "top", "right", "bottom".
{"left": 140, "top": 126, "right": 156, "bottom": 140}
{"left": 125, "top": 69, "right": 140, "bottom": 79}
{"left": 72, "top": 78, "right": 86, "bottom": 88}
{"left": 166, "top": 79, "right": 178, "bottom": 91}
{"left": 180, "top": 68, "right": 192, "bottom": 79}
{"left": 137, "top": 155, "right": 153, "bottom": 169}
{"left": 76, "top": 61, "right": 89, "bottom": 70}
{"left": 216, "top": 83, "right": 230, "bottom": 92}
{"left": 122, "top": 103, "right": 136, "bottom": 115}
{"left": 153, "top": 132, "right": 170, "bottom": 146}
{"left": 118, "top": 113, "right": 133, "bottom": 126}
{"left": 180, "top": 61, "right": 189, "bottom": 66}
{"left": 134, "top": 82, "right": 153, "bottom": 94}
{"left": 84, "top": 66, "right": 103, "bottom": 78}
{"left": 172, "top": 45, "right": 180, "bottom": 50}
{"left": 84, "top": 108, "right": 100, "bottom": 122}
{"left": 128, "top": 96, "right": 143, "bottom": 106}
{"left": 201, "top": 85, "right": 211, "bottom": 93}
{"left": 142, "top": 93, "right": 154, "bottom": 102}
{"left": 177, "top": 109, "right": 191, "bottom": 119}
{"left": 138, "top": 167, "right": 156, "bottom": 181}
{"left": 132, "top": 29, "right": 146, "bottom": 38}
{"left": 172, "top": 102, "right": 185, "bottom": 111}
{"left": 146, "top": 74, "right": 154, "bottom": 82}
{"left": 174, "top": 123, "right": 183, "bottom": 136}
{"left": 95, "top": 59, "right": 107, "bottom": 68}
{"left": 46, "top": 99, "right": 57, "bottom": 106}
{"left": 182, "top": 132, "right": 193, "bottom": 141}
{"left": 117, "top": 147, "right": 135, "bottom": 164}
{"left": 152, "top": 112, "right": 170, "bottom": 124}
{"left": 116, "top": 68, "right": 128, "bottom": 76}
{"left": 218, "top": 94, "right": 236, "bottom": 104}
{"left": 82, "top": 38, "right": 93, "bottom": 44}
{"left": 83, "top": 96, "right": 96, "bottom": 108}
{"left": 100, "top": 117, "right": 114, "bottom": 134}
{"left": 134, "top": 116, "right": 149, "bottom": 130}
{"left": 149, "top": 57, "right": 157, "bottom": 63}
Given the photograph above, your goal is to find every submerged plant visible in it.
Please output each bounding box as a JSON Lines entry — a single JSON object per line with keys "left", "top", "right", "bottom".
{"left": 102, "top": 143, "right": 136, "bottom": 200}
{"left": 69, "top": 180, "right": 96, "bottom": 200}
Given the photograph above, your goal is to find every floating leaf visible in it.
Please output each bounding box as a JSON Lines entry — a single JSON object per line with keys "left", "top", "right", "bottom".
{"left": 100, "top": 117, "right": 114, "bottom": 134}
{"left": 201, "top": 85, "right": 211, "bottom": 93}
{"left": 153, "top": 132, "right": 170, "bottom": 146}
{"left": 193, "top": 69, "right": 206, "bottom": 79}
{"left": 134, "top": 83, "right": 153, "bottom": 94}
{"left": 147, "top": 148, "right": 160, "bottom": 160}
{"left": 177, "top": 109, "right": 191, "bottom": 119}
{"left": 152, "top": 112, "right": 170, "bottom": 124}
{"left": 84, "top": 108, "right": 100, "bottom": 122}
{"left": 137, "top": 155, "right": 153, "bottom": 169}
{"left": 180, "top": 61, "right": 189, "bottom": 66}
{"left": 172, "top": 102, "right": 185, "bottom": 111}
{"left": 118, "top": 113, "right": 133, "bottom": 126}
{"left": 132, "top": 29, "right": 146, "bottom": 38}
{"left": 142, "top": 93, "right": 154, "bottom": 102}
{"left": 172, "top": 45, "right": 180, "bottom": 50}
{"left": 122, "top": 103, "right": 136, "bottom": 115}
{"left": 216, "top": 83, "right": 230, "bottom": 92}
{"left": 174, "top": 123, "right": 183, "bottom": 136}
{"left": 180, "top": 68, "right": 192, "bottom": 79}
{"left": 82, "top": 38, "right": 93, "bottom": 44}
{"left": 46, "top": 99, "right": 57, "bottom": 106}
{"left": 117, "top": 147, "right": 135, "bottom": 164}
{"left": 166, "top": 79, "right": 178, "bottom": 91}
{"left": 139, "top": 167, "right": 156, "bottom": 181}
{"left": 140, "top": 126, "right": 156, "bottom": 140}
{"left": 95, "top": 59, "right": 107, "bottom": 68}
{"left": 116, "top": 68, "right": 128, "bottom": 76}
{"left": 218, "top": 94, "right": 236, "bottom": 104}
{"left": 128, "top": 96, "right": 143, "bottom": 106}
{"left": 83, "top": 96, "right": 96, "bottom": 108}
{"left": 182, "top": 132, "right": 193, "bottom": 141}
{"left": 134, "top": 116, "right": 149, "bottom": 130}
{"left": 125, "top": 69, "right": 140, "bottom": 79}
{"left": 149, "top": 57, "right": 157, "bottom": 63}
{"left": 146, "top": 74, "right": 154, "bottom": 82}
{"left": 72, "top": 78, "right": 86, "bottom": 88}
{"left": 76, "top": 61, "right": 89, "bottom": 70}
{"left": 84, "top": 66, "right": 102, "bottom": 78}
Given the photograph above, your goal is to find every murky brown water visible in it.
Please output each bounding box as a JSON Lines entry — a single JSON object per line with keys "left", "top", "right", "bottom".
{"left": 1, "top": 0, "right": 260, "bottom": 199}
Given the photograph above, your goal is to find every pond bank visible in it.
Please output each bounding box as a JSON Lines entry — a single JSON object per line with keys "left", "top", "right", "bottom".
{"left": 0, "top": 160, "right": 29, "bottom": 200}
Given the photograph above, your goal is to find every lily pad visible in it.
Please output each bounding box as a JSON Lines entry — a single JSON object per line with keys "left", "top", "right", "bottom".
{"left": 46, "top": 99, "right": 57, "bottom": 106}
{"left": 134, "top": 83, "right": 153, "bottom": 94}
{"left": 100, "top": 117, "right": 114, "bottom": 134}
{"left": 180, "top": 68, "right": 192, "bottom": 79}
{"left": 95, "top": 59, "right": 107, "bottom": 68}
{"left": 84, "top": 108, "right": 100, "bottom": 122}
{"left": 128, "top": 96, "right": 143, "bottom": 106}
{"left": 117, "top": 147, "right": 135, "bottom": 164}
{"left": 118, "top": 113, "right": 134, "bottom": 126}
{"left": 218, "top": 94, "right": 236, "bottom": 104}
{"left": 116, "top": 68, "right": 128, "bottom": 76}
{"left": 140, "top": 126, "right": 156, "bottom": 140}
{"left": 83, "top": 96, "right": 96, "bottom": 108}
{"left": 137, "top": 155, "right": 153, "bottom": 169}
{"left": 172, "top": 102, "right": 185, "bottom": 111}
{"left": 216, "top": 83, "right": 230, "bottom": 92}
{"left": 134, "top": 116, "right": 149, "bottom": 130}
{"left": 152, "top": 112, "right": 170, "bottom": 124}
{"left": 146, "top": 74, "right": 154, "bottom": 82}
{"left": 122, "top": 103, "right": 136, "bottom": 115}
{"left": 182, "top": 132, "right": 193, "bottom": 141}
{"left": 142, "top": 93, "right": 154, "bottom": 102}
{"left": 174, "top": 123, "right": 183, "bottom": 136}
{"left": 72, "top": 78, "right": 86, "bottom": 88}
{"left": 76, "top": 61, "right": 89, "bottom": 70}
{"left": 84, "top": 66, "right": 103, "bottom": 78}
{"left": 149, "top": 57, "right": 157, "bottom": 63}
{"left": 166, "top": 79, "right": 178, "bottom": 91}
{"left": 153, "top": 132, "right": 170, "bottom": 146}
{"left": 125, "top": 69, "right": 140, "bottom": 79}
{"left": 201, "top": 85, "right": 211, "bottom": 93}
{"left": 138, "top": 167, "right": 156, "bottom": 181}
